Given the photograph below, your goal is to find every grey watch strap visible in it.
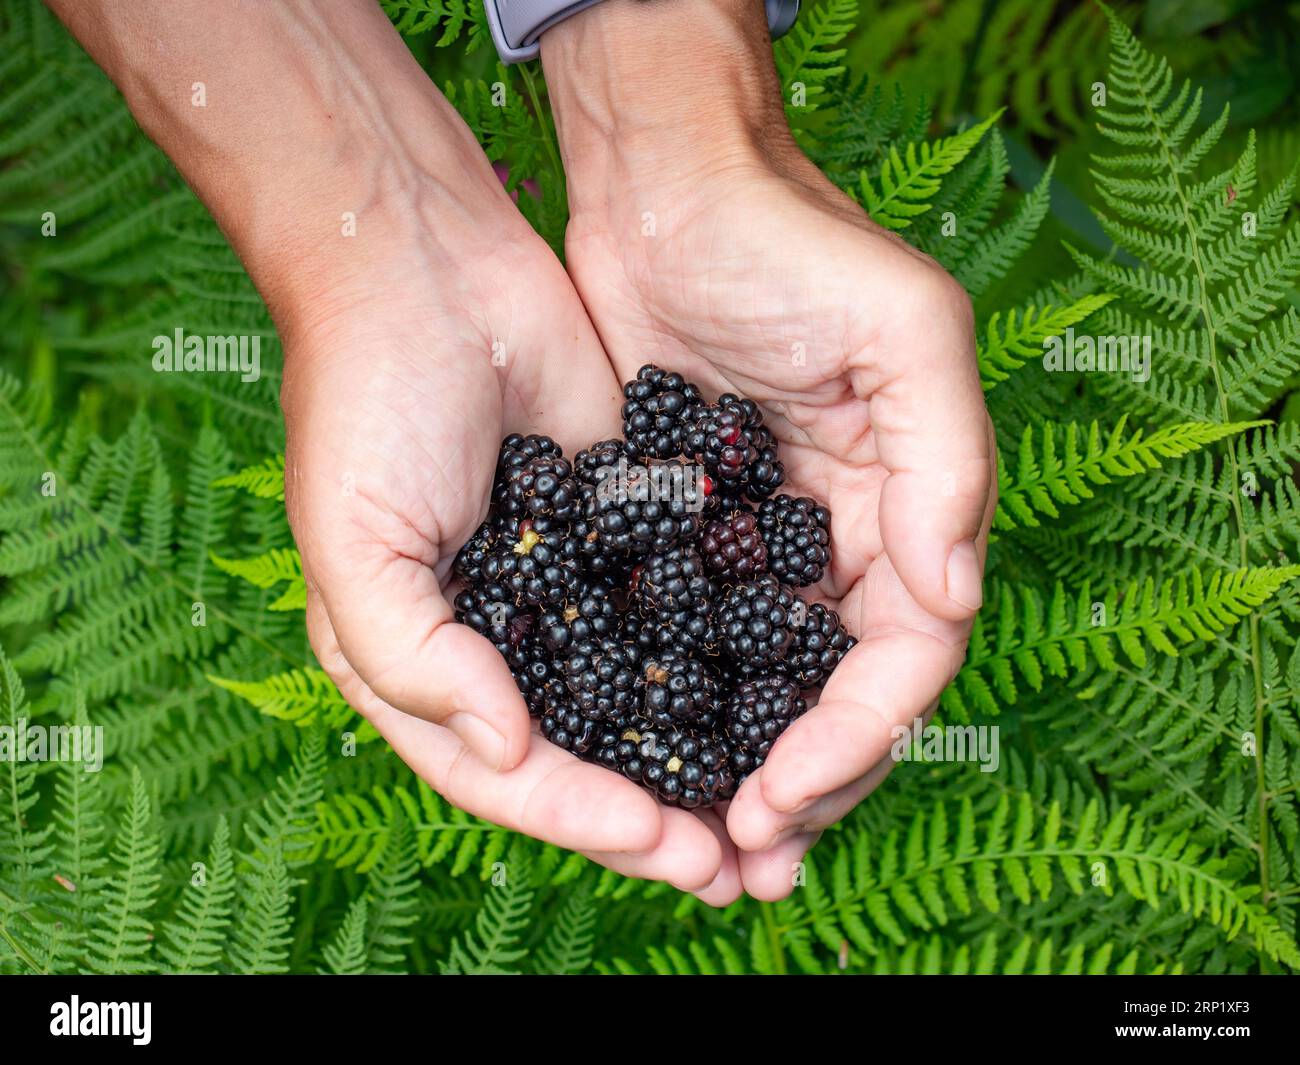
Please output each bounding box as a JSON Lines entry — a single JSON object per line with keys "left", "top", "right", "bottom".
{"left": 486, "top": 0, "right": 801, "bottom": 64}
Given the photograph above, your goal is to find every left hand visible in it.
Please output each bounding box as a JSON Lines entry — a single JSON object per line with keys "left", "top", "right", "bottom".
{"left": 542, "top": 0, "right": 997, "bottom": 900}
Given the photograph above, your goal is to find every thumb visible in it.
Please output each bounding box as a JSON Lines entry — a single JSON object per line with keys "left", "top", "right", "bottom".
{"left": 311, "top": 549, "right": 531, "bottom": 771}
{"left": 866, "top": 275, "right": 995, "bottom": 621}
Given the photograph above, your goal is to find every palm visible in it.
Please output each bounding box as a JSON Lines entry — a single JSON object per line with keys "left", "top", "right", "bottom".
{"left": 566, "top": 168, "right": 994, "bottom": 893}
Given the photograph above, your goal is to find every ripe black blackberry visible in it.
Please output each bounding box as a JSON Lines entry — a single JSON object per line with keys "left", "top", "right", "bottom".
{"left": 787, "top": 602, "right": 856, "bottom": 689}
{"left": 699, "top": 507, "right": 767, "bottom": 579}
{"left": 573, "top": 438, "right": 628, "bottom": 487}
{"left": 593, "top": 723, "right": 736, "bottom": 809}
{"left": 642, "top": 650, "right": 721, "bottom": 727}
{"left": 621, "top": 365, "right": 703, "bottom": 459}
{"left": 452, "top": 517, "right": 503, "bottom": 586}
{"left": 540, "top": 702, "right": 604, "bottom": 755}
{"left": 561, "top": 637, "right": 644, "bottom": 723}
{"left": 725, "top": 675, "right": 806, "bottom": 759}
{"left": 481, "top": 521, "right": 584, "bottom": 608}
{"left": 453, "top": 581, "right": 533, "bottom": 648}
{"left": 584, "top": 460, "right": 707, "bottom": 555}
{"left": 510, "top": 638, "right": 562, "bottom": 717}
{"left": 757, "top": 495, "right": 832, "bottom": 587}
{"left": 536, "top": 578, "right": 621, "bottom": 653}
{"left": 633, "top": 544, "right": 715, "bottom": 652}
{"left": 493, "top": 434, "right": 562, "bottom": 506}
{"left": 715, "top": 576, "right": 801, "bottom": 667}
{"left": 499, "top": 454, "right": 580, "bottom": 522}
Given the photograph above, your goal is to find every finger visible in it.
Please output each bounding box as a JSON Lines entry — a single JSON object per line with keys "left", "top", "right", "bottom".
{"left": 728, "top": 761, "right": 890, "bottom": 852}
{"left": 585, "top": 806, "right": 726, "bottom": 894}
{"left": 683, "top": 806, "right": 744, "bottom": 907}
{"left": 736, "top": 830, "right": 822, "bottom": 903}
{"left": 866, "top": 270, "right": 994, "bottom": 621}
{"left": 312, "top": 547, "right": 531, "bottom": 771}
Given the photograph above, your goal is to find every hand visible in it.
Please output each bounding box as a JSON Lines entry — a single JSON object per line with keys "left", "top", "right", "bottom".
{"left": 543, "top": 0, "right": 996, "bottom": 899}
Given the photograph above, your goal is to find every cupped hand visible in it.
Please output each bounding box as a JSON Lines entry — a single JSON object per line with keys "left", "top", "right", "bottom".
{"left": 276, "top": 189, "right": 739, "bottom": 899}
{"left": 562, "top": 150, "right": 997, "bottom": 900}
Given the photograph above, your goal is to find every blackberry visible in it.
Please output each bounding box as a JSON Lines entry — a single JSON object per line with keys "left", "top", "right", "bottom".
{"left": 788, "top": 602, "right": 856, "bottom": 688}
{"left": 594, "top": 723, "right": 735, "bottom": 809}
{"left": 642, "top": 650, "right": 721, "bottom": 727}
{"left": 584, "top": 460, "right": 706, "bottom": 556}
{"left": 699, "top": 507, "right": 767, "bottom": 580}
{"left": 453, "top": 582, "right": 533, "bottom": 649}
{"left": 499, "top": 455, "right": 579, "bottom": 522}
{"left": 536, "top": 578, "right": 622, "bottom": 654}
{"left": 452, "top": 517, "right": 504, "bottom": 585}
{"left": 540, "top": 702, "right": 604, "bottom": 755}
{"left": 622, "top": 365, "right": 703, "bottom": 459}
{"left": 715, "top": 577, "right": 800, "bottom": 667}
{"left": 493, "top": 434, "right": 562, "bottom": 507}
{"left": 573, "top": 438, "right": 628, "bottom": 487}
{"left": 510, "top": 637, "right": 562, "bottom": 717}
{"left": 725, "top": 675, "right": 806, "bottom": 759}
{"left": 481, "top": 521, "right": 584, "bottom": 608}
{"left": 757, "top": 495, "right": 832, "bottom": 587}
{"left": 688, "top": 394, "right": 785, "bottom": 501}
{"left": 633, "top": 544, "right": 716, "bottom": 652}
{"left": 561, "top": 637, "right": 644, "bottom": 723}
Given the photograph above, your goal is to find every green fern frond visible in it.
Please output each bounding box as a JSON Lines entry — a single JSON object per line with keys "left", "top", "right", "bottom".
{"left": 157, "top": 815, "right": 235, "bottom": 974}
{"left": 321, "top": 896, "right": 369, "bottom": 975}
{"left": 439, "top": 846, "right": 534, "bottom": 975}
{"left": 210, "top": 548, "right": 305, "bottom": 611}
{"left": 81, "top": 767, "right": 161, "bottom": 974}
{"left": 774, "top": 0, "right": 857, "bottom": 114}
{"left": 946, "top": 565, "right": 1300, "bottom": 718}
{"left": 0, "top": 646, "right": 51, "bottom": 903}
{"left": 979, "top": 295, "right": 1115, "bottom": 390}
{"left": 857, "top": 112, "right": 1002, "bottom": 230}
{"left": 380, "top": 0, "right": 486, "bottom": 48}
{"left": 533, "top": 884, "right": 597, "bottom": 975}
{"left": 211, "top": 454, "right": 284, "bottom": 501}
{"left": 361, "top": 811, "right": 421, "bottom": 973}
{"left": 996, "top": 417, "right": 1266, "bottom": 529}
{"left": 207, "top": 668, "right": 368, "bottom": 734}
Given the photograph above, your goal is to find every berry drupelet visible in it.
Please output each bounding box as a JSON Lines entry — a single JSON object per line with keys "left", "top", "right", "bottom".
{"left": 758, "top": 494, "right": 832, "bottom": 587}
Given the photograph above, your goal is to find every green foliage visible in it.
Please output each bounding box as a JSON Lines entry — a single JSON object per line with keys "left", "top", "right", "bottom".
{"left": 1, "top": 0, "right": 1298, "bottom": 976}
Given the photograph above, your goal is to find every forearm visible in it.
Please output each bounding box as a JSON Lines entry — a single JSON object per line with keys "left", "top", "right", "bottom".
{"left": 539, "top": 0, "right": 806, "bottom": 214}
{"left": 47, "top": 0, "right": 510, "bottom": 317}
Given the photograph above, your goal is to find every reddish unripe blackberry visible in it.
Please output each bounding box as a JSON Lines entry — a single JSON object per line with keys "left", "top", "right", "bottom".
{"left": 593, "top": 722, "right": 735, "bottom": 809}
{"left": 500, "top": 455, "right": 580, "bottom": 522}
{"left": 787, "top": 602, "right": 856, "bottom": 688}
{"left": 690, "top": 395, "right": 785, "bottom": 502}
{"left": 642, "top": 650, "right": 721, "bottom": 727}
{"left": 715, "top": 576, "right": 800, "bottom": 666}
{"left": 725, "top": 675, "right": 806, "bottom": 758}
{"left": 621, "top": 365, "right": 702, "bottom": 459}
{"left": 700, "top": 507, "right": 767, "bottom": 579}
{"left": 758, "top": 495, "right": 832, "bottom": 587}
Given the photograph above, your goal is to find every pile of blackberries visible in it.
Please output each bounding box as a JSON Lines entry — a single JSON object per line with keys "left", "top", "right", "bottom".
{"left": 452, "top": 365, "right": 855, "bottom": 809}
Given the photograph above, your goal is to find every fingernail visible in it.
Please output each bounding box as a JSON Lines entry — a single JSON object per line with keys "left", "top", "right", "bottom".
{"left": 447, "top": 713, "right": 508, "bottom": 770}
{"left": 945, "top": 540, "right": 983, "bottom": 612}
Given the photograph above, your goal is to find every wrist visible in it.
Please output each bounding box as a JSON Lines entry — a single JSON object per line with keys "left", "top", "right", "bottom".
{"left": 540, "top": 0, "right": 802, "bottom": 218}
